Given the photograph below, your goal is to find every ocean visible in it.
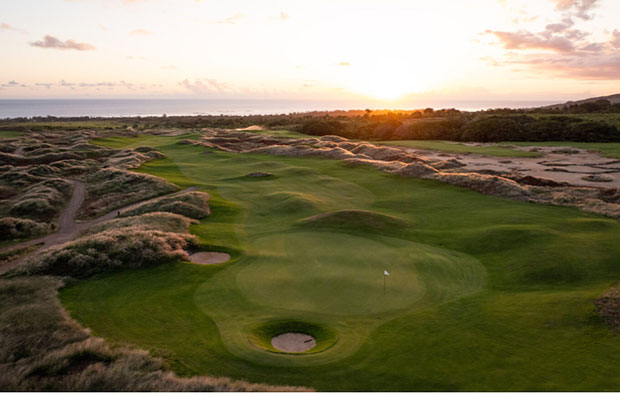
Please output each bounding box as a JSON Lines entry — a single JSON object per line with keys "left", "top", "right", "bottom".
{"left": 0, "top": 99, "right": 560, "bottom": 119}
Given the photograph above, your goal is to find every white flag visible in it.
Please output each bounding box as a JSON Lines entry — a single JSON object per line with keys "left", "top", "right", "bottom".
{"left": 384, "top": 270, "right": 390, "bottom": 276}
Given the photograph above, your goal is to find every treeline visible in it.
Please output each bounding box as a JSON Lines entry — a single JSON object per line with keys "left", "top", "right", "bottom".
{"left": 300, "top": 114, "right": 620, "bottom": 142}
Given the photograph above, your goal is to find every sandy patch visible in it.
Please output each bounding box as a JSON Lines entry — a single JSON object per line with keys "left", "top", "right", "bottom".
{"left": 188, "top": 252, "right": 230, "bottom": 265}
{"left": 236, "top": 125, "right": 265, "bottom": 131}
{"left": 271, "top": 332, "right": 316, "bottom": 353}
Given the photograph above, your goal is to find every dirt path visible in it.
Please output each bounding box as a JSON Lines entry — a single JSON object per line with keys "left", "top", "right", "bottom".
{"left": 400, "top": 144, "right": 620, "bottom": 188}
{"left": 0, "top": 184, "right": 198, "bottom": 275}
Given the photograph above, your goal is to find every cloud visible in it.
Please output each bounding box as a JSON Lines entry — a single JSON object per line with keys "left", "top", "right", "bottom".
{"left": 509, "top": 55, "right": 620, "bottom": 79}
{"left": 1, "top": 80, "right": 28, "bottom": 88}
{"left": 215, "top": 13, "right": 244, "bottom": 24}
{"left": 161, "top": 64, "right": 177, "bottom": 70}
{"left": 129, "top": 29, "right": 154, "bottom": 36}
{"left": 550, "top": 0, "right": 599, "bottom": 20}
{"left": 1, "top": 22, "right": 23, "bottom": 33}
{"left": 337, "top": 61, "right": 352, "bottom": 66}
{"left": 481, "top": 0, "right": 620, "bottom": 80}
{"left": 279, "top": 11, "right": 290, "bottom": 20}
{"left": 488, "top": 30, "right": 575, "bottom": 52}
{"left": 612, "top": 30, "right": 620, "bottom": 49}
{"left": 30, "top": 35, "right": 95, "bottom": 51}
{"left": 180, "top": 78, "right": 234, "bottom": 94}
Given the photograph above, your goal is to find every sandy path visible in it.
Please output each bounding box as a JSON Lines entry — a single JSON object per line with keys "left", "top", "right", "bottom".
{"left": 0, "top": 184, "right": 198, "bottom": 275}
{"left": 271, "top": 333, "right": 316, "bottom": 353}
{"left": 400, "top": 144, "right": 620, "bottom": 188}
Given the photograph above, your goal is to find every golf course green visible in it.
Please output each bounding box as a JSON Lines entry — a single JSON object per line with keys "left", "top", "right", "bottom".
{"left": 60, "top": 134, "right": 620, "bottom": 391}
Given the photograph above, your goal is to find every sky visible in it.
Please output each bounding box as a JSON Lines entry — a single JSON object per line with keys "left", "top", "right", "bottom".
{"left": 1, "top": 0, "right": 620, "bottom": 104}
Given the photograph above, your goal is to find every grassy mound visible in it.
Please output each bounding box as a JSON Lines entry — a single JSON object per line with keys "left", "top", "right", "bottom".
{"left": 264, "top": 191, "right": 322, "bottom": 215}
{"left": 250, "top": 320, "right": 338, "bottom": 354}
{"left": 82, "top": 212, "right": 192, "bottom": 236}
{"left": 8, "top": 178, "right": 73, "bottom": 220}
{"left": 0, "top": 217, "right": 49, "bottom": 241}
{"left": 298, "top": 209, "right": 409, "bottom": 234}
{"left": 8, "top": 228, "right": 198, "bottom": 279}
{"left": 121, "top": 191, "right": 210, "bottom": 219}
{"left": 80, "top": 168, "right": 179, "bottom": 219}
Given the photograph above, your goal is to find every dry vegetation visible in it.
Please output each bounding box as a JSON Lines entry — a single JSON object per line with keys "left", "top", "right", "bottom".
{"left": 121, "top": 190, "right": 211, "bottom": 219}
{"left": 0, "top": 129, "right": 306, "bottom": 391}
{"left": 595, "top": 283, "right": 620, "bottom": 332}
{"left": 0, "top": 277, "right": 308, "bottom": 391}
{"left": 7, "top": 228, "right": 198, "bottom": 279}
{"left": 0, "top": 217, "right": 49, "bottom": 241}
{"left": 82, "top": 212, "right": 193, "bottom": 236}
{"left": 79, "top": 168, "right": 179, "bottom": 219}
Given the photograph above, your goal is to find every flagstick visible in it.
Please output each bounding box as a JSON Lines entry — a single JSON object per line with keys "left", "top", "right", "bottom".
{"left": 384, "top": 274, "right": 386, "bottom": 295}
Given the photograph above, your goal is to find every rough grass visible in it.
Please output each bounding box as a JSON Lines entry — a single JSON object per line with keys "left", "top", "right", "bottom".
{"left": 121, "top": 191, "right": 210, "bottom": 219}
{"left": 82, "top": 212, "right": 192, "bottom": 236}
{"left": 379, "top": 140, "right": 541, "bottom": 157}
{"left": 8, "top": 178, "right": 73, "bottom": 220}
{"left": 80, "top": 168, "right": 179, "bottom": 219}
{"left": 0, "top": 277, "right": 308, "bottom": 391}
{"left": 8, "top": 228, "right": 198, "bottom": 279}
{"left": 0, "top": 217, "right": 49, "bottom": 241}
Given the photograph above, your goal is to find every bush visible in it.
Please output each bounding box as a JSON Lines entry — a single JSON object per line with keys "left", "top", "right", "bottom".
{"left": 82, "top": 212, "right": 192, "bottom": 236}
{"left": 300, "top": 120, "right": 347, "bottom": 136}
{"left": 0, "top": 217, "right": 49, "bottom": 240}
{"left": 122, "top": 191, "right": 210, "bottom": 219}
{"left": 461, "top": 116, "right": 526, "bottom": 142}
{"left": 9, "top": 228, "right": 199, "bottom": 279}
{"left": 80, "top": 169, "right": 179, "bottom": 218}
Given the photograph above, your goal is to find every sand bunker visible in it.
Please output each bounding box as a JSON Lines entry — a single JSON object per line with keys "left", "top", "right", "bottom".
{"left": 188, "top": 252, "right": 230, "bottom": 265}
{"left": 271, "top": 332, "right": 316, "bottom": 353}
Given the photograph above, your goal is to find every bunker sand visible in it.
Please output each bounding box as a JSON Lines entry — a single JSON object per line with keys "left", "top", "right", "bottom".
{"left": 271, "top": 333, "right": 316, "bottom": 353}
{"left": 188, "top": 252, "right": 231, "bottom": 265}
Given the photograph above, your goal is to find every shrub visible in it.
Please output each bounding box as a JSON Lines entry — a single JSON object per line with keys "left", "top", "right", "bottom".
{"left": 80, "top": 169, "right": 178, "bottom": 218}
{"left": 122, "top": 191, "right": 210, "bottom": 219}
{"left": 82, "top": 212, "right": 192, "bottom": 236}
{"left": 0, "top": 217, "right": 49, "bottom": 240}
{"left": 0, "top": 277, "right": 307, "bottom": 391}
{"left": 461, "top": 116, "right": 526, "bottom": 142}
{"left": 9, "top": 228, "right": 199, "bottom": 279}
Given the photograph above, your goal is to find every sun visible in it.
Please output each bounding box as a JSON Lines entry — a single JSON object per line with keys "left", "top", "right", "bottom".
{"left": 355, "top": 75, "right": 428, "bottom": 101}
{"left": 340, "top": 64, "right": 431, "bottom": 102}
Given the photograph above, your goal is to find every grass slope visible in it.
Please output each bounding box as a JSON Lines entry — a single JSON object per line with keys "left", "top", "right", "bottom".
{"left": 0, "top": 130, "right": 22, "bottom": 138}
{"left": 60, "top": 135, "right": 620, "bottom": 391}
{"left": 379, "top": 140, "right": 541, "bottom": 157}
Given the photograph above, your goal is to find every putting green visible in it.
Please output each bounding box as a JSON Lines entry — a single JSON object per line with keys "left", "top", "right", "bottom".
{"left": 235, "top": 232, "right": 484, "bottom": 315}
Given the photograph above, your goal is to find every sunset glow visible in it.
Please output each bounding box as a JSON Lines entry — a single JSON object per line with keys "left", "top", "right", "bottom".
{"left": 1, "top": 0, "right": 620, "bottom": 104}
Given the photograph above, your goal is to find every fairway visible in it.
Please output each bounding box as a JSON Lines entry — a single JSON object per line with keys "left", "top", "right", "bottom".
{"left": 60, "top": 134, "right": 620, "bottom": 391}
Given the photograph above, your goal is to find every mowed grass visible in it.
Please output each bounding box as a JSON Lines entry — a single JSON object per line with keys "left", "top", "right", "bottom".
{"left": 379, "top": 140, "right": 541, "bottom": 157}
{"left": 0, "top": 130, "right": 22, "bottom": 138}
{"left": 506, "top": 141, "right": 620, "bottom": 159}
{"left": 60, "top": 136, "right": 620, "bottom": 391}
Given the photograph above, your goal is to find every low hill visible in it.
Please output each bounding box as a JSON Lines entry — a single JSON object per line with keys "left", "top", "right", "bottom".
{"left": 545, "top": 93, "right": 620, "bottom": 109}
